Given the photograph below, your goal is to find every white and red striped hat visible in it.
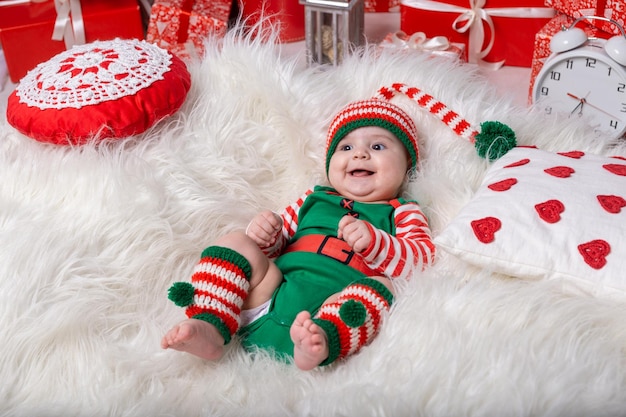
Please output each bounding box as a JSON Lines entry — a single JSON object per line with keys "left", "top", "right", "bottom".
{"left": 325, "top": 83, "right": 516, "bottom": 173}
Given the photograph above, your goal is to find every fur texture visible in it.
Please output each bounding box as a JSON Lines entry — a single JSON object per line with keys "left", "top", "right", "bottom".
{"left": 1, "top": 28, "right": 626, "bottom": 417}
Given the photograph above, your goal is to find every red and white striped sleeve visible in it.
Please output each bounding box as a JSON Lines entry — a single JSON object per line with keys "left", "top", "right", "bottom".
{"left": 262, "top": 189, "right": 313, "bottom": 258}
{"left": 361, "top": 200, "right": 435, "bottom": 280}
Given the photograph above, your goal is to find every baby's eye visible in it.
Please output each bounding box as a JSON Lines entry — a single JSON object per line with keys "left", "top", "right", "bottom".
{"left": 339, "top": 144, "right": 353, "bottom": 151}
{"left": 372, "top": 143, "right": 386, "bottom": 151}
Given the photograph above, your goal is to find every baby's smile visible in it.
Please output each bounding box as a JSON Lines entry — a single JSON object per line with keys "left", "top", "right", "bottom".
{"left": 349, "top": 169, "right": 374, "bottom": 177}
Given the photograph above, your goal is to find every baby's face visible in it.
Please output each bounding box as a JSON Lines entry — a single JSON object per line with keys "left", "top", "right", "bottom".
{"left": 327, "top": 126, "right": 410, "bottom": 203}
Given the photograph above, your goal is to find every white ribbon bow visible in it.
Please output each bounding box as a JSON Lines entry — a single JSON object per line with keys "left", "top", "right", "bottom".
{"left": 402, "top": 0, "right": 555, "bottom": 69}
{"left": 52, "top": 0, "right": 85, "bottom": 49}
{"left": 387, "top": 31, "right": 453, "bottom": 51}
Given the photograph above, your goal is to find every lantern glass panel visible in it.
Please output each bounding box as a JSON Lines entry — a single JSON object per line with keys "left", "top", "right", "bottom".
{"left": 301, "top": 0, "right": 364, "bottom": 66}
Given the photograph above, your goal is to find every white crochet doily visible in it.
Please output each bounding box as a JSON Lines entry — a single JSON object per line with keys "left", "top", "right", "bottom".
{"left": 17, "top": 38, "right": 173, "bottom": 110}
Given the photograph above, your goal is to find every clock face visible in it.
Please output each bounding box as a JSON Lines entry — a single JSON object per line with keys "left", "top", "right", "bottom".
{"left": 533, "top": 44, "right": 626, "bottom": 139}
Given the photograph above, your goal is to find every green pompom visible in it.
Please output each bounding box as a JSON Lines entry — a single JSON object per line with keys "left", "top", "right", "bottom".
{"left": 339, "top": 299, "right": 367, "bottom": 328}
{"left": 474, "top": 121, "right": 516, "bottom": 161}
{"left": 168, "top": 282, "right": 195, "bottom": 307}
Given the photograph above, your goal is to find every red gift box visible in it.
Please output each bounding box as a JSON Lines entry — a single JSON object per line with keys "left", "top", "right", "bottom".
{"left": 366, "top": 0, "right": 400, "bottom": 12}
{"left": 0, "top": 0, "right": 143, "bottom": 83}
{"left": 544, "top": 0, "right": 626, "bottom": 35}
{"left": 528, "top": 12, "right": 612, "bottom": 103}
{"left": 400, "top": 0, "right": 555, "bottom": 68}
{"left": 146, "top": 0, "right": 231, "bottom": 59}
{"left": 241, "top": 0, "right": 305, "bottom": 43}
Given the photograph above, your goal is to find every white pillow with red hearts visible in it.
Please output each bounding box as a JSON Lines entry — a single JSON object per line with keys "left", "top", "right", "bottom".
{"left": 434, "top": 146, "right": 626, "bottom": 295}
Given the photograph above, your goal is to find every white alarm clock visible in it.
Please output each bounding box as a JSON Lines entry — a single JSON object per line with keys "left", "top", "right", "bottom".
{"left": 532, "top": 16, "right": 626, "bottom": 139}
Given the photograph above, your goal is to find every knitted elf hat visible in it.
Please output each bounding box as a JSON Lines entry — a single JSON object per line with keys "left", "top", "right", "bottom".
{"left": 325, "top": 98, "right": 419, "bottom": 174}
{"left": 325, "top": 83, "right": 516, "bottom": 173}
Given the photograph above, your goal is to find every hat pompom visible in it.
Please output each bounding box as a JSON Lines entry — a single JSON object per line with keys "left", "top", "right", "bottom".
{"left": 474, "top": 121, "right": 516, "bottom": 161}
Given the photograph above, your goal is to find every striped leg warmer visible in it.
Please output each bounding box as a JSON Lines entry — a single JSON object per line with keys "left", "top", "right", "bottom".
{"left": 313, "top": 278, "right": 394, "bottom": 365}
{"left": 167, "top": 246, "right": 252, "bottom": 344}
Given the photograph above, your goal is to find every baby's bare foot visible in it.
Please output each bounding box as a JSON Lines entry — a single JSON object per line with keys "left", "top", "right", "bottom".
{"left": 161, "top": 319, "right": 225, "bottom": 360}
{"left": 290, "top": 311, "right": 329, "bottom": 370}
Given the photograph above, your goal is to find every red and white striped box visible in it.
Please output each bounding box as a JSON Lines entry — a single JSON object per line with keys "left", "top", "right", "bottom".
{"left": 545, "top": 0, "right": 626, "bottom": 35}
{"left": 146, "top": 0, "right": 231, "bottom": 59}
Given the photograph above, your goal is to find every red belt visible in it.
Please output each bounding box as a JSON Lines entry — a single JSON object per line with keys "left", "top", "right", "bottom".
{"left": 284, "top": 234, "right": 378, "bottom": 276}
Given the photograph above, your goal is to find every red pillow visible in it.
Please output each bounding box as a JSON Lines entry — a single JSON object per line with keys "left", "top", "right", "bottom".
{"left": 6, "top": 38, "right": 191, "bottom": 145}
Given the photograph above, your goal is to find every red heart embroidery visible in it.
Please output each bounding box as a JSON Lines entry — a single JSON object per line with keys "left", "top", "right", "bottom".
{"left": 597, "top": 195, "right": 626, "bottom": 213}
{"left": 544, "top": 166, "right": 575, "bottom": 178}
{"left": 488, "top": 178, "right": 518, "bottom": 192}
{"left": 578, "top": 239, "right": 611, "bottom": 270}
{"left": 471, "top": 217, "right": 502, "bottom": 244}
{"left": 603, "top": 163, "right": 626, "bottom": 176}
{"left": 558, "top": 150, "right": 585, "bottom": 159}
{"left": 535, "top": 199, "right": 565, "bottom": 223}
{"left": 504, "top": 158, "right": 530, "bottom": 168}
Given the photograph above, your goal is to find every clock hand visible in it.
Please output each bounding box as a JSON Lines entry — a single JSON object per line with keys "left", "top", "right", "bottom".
{"left": 569, "top": 98, "right": 584, "bottom": 116}
{"left": 566, "top": 92, "right": 587, "bottom": 116}
{"left": 567, "top": 93, "right": 621, "bottom": 120}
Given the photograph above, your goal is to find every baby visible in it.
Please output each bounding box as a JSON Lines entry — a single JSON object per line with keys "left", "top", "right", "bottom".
{"left": 161, "top": 94, "right": 436, "bottom": 370}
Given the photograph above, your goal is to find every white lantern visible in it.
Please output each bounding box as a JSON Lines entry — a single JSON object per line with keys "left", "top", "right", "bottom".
{"left": 299, "top": 0, "right": 365, "bottom": 66}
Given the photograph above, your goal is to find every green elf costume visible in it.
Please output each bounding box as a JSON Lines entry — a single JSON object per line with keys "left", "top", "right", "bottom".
{"left": 166, "top": 83, "right": 516, "bottom": 366}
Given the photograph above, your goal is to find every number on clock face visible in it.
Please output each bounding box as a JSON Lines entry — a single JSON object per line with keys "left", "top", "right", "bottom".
{"left": 536, "top": 55, "right": 626, "bottom": 137}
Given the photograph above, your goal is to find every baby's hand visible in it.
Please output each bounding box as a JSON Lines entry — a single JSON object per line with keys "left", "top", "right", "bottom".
{"left": 246, "top": 210, "right": 282, "bottom": 248}
{"left": 337, "top": 216, "right": 372, "bottom": 253}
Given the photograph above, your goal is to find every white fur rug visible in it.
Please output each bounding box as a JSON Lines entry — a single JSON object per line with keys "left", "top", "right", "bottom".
{"left": 1, "top": 29, "right": 626, "bottom": 417}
